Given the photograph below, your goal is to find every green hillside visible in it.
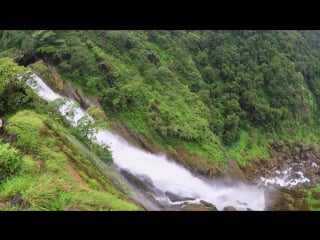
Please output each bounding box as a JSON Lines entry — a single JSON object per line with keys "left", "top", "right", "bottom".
{"left": 1, "top": 30, "right": 320, "bottom": 210}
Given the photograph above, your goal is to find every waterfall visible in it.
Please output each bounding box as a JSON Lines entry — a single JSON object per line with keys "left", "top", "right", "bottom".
{"left": 28, "top": 74, "right": 265, "bottom": 210}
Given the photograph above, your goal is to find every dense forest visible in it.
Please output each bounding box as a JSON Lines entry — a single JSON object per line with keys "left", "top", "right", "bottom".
{"left": 1, "top": 30, "right": 320, "bottom": 210}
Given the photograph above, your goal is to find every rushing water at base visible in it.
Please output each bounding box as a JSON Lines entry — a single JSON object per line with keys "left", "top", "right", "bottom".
{"left": 29, "top": 74, "right": 266, "bottom": 210}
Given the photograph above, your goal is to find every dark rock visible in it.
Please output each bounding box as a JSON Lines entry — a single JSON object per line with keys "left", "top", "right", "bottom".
{"left": 17, "top": 53, "right": 38, "bottom": 67}
{"left": 66, "top": 82, "right": 90, "bottom": 109}
{"left": 120, "top": 169, "right": 155, "bottom": 192}
{"left": 291, "top": 171, "right": 302, "bottom": 179}
{"left": 165, "top": 191, "right": 195, "bottom": 202}
{"left": 66, "top": 82, "right": 81, "bottom": 103}
{"left": 199, "top": 200, "right": 218, "bottom": 210}
{"left": 11, "top": 194, "right": 23, "bottom": 206}
{"left": 227, "top": 158, "right": 247, "bottom": 182}
{"left": 223, "top": 206, "right": 236, "bottom": 211}
{"left": 122, "top": 124, "right": 156, "bottom": 153}
{"left": 181, "top": 203, "right": 218, "bottom": 211}
{"left": 75, "top": 89, "right": 91, "bottom": 109}
{"left": 144, "top": 192, "right": 166, "bottom": 210}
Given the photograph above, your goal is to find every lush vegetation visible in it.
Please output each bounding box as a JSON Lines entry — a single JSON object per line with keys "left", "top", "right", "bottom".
{"left": 0, "top": 57, "right": 140, "bottom": 210}
{"left": 2, "top": 30, "right": 320, "bottom": 209}
{"left": 2, "top": 30, "right": 320, "bottom": 166}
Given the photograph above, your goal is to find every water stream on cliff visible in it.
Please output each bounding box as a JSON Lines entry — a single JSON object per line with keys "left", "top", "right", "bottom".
{"left": 28, "top": 74, "right": 266, "bottom": 210}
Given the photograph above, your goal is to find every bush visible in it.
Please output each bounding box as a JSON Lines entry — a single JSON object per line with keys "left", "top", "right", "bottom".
{"left": 0, "top": 143, "right": 22, "bottom": 183}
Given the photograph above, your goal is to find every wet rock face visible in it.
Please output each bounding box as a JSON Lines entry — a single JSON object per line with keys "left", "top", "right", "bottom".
{"left": 120, "top": 169, "right": 154, "bottom": 191}
{"left": 223, "top": 206, "right": 236, "bottom": 211}
{"left": 66, "top": 82, "right": 91, "bottom": 110}
{"left": 65, "top": 82, "right": 108, "bottom": 120}
{"left": 226, "top": 158, "right": 247, "bottom": 182}
{"left": 200, "top": 200, "right": 218, "bottom": 210}
{"left": 181, "top": 204, "right": 209, "bottom": 211}
{"left": 181, "top": 202, "right": 218, "bottom": 211}
{"left": 165, "top": 191, "right": 195, "bottom": 202}
{"left": 240, "top": 142, "right": 320, "bottom": 210}
{"left": 260, "top": 158, "right": 320, "bottom": 189}
{"left": 244, "top": 142, "right": 320, "bottom": 189}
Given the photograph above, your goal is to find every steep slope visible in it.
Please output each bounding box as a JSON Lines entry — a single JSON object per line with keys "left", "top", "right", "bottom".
{"left": 0, "top": 57, "right": 142, "bottom": 210}
{"left": 2, "top": 31, "right": 320, "bottom": 167}
{"left": 1, "top": 30, "right": 320, "bottom": 209}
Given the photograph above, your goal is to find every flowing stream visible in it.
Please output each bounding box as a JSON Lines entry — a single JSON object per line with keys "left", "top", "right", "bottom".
{"left": 28, "top": 74, "right": 266, "bottom": 210}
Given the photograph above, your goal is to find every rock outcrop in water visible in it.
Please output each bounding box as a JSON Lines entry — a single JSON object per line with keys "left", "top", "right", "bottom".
{"left": 120, "top": 169, "right": 155, "bottom": 192}
{"left": 165, "top": 191, "right": 195, "bottom": 202}
{"left": 181, "top": 202, "right": 218, "bottom": 211}
{"left": 243, "top": 142, "right": 320, "bottom": 188}
{"left": 223, "top": 206, "right": 237, "bottom": 211}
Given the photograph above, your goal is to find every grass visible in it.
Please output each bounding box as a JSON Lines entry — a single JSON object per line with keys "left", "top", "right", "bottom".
{"left": 0, "top": 110, "right": 141, "bottom": 210}
{"left": 226, "top": 130, "right": 271, "bottom": 166}
{"left": 305, "top": 185, "right": 320, "bottom": 210}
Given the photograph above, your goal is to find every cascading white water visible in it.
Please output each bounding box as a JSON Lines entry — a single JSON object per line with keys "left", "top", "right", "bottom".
{"left": 28, "top": 74, "right": 266, "bottom": 210}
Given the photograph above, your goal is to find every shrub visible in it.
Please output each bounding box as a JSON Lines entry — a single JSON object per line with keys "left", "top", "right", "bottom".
{"left": 0, "top": 143, "right": 22, "bottom": 183}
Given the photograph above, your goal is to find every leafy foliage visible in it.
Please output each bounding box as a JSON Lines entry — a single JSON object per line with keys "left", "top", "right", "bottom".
{"left": 2, "top": 30, "right": 320, "bottom": 165}
{"left": 0, "top": 143, "right": 22, "bottom": 183}
{"left": 0, "top": 57, "right": 30, "bottom": 115}
{"left": 0, "top": 110, "right": 139, "bottom": 210}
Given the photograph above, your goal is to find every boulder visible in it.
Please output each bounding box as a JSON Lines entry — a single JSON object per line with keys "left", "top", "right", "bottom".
{"left": 165, "top": 191, "right": 195, "bottom": 202}
{"left": 223, "top": 206, "right": 236, "bottom": 211}
{"left": 120, "top": 169, "right": 155, "bottom": 192}
{"left": 181, "top": 203, "right": 218, "bottom": 211}
{"left": 200, "top": 200, "right": 218, "bottom": 210}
